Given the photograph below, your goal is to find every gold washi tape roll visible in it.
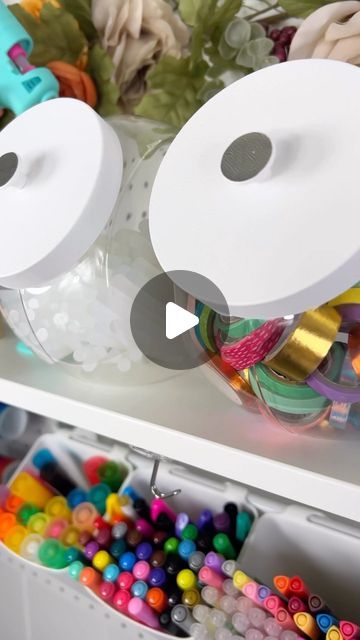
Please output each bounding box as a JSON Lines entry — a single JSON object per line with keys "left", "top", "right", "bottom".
{"left": 327, "top": 288, "right": 360, "bottom": 307}
{"left": 265, "top": 306, "right": 341, "bottom": 381}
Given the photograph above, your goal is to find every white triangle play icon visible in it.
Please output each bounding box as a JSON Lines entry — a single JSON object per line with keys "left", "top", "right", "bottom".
{"left": 166, "top": 302, "right": 199, "bottom": 340}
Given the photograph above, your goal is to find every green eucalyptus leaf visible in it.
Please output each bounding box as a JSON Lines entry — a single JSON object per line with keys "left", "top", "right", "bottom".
{"left": 278, "top": 0, "right": 336, "bottom": 17}
{"left": 225, "top": 18, "right": 251, "bottom": 49}
{"left": 59, "top": 0, "right": 97, "bottom": 42}
{"left": 247, "top": 37, "right": 274, "bottom": 58}
{"left": 179, "top": 0, "right": 202, "bottom": 25}
{"left": 10, "top": 4, "right": 86, "bottom": 66}
{"left": 88, "top": 44, "right": 121, "bottom": 117}
{"left": 250, "top": 23, "right": 266, "bottom": 40}
{"left": 253, "top": 55, "right": 279, "bottom": 70}
{"left": 235, "top": 43, "right": 256, "bottom": 68}
{"left": 197, "top": 79, "right": 224, "bottom": 102}
{"left": 218, "top": 35, "right": 237, "bottom": 60}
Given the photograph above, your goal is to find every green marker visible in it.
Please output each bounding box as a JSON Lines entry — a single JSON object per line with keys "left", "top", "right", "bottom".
{"left": 38, "top": 539, "right": 68, "bottom": 569}
{"left": 17, "top": 503, "right": 40, "bottom": 526}
{"left": 213, "top": 533, "right": 236, "bottom": 560}
{"left": 182, "top": 524, "right": 198, "bottom": 542}
{"left": 98, "top": 461, "right": 126, "bottom": 492}
{"left": 236, "top": 512, "right": 253, "bottom": 543}
{"left": 164, "top": 537, "right": 180, "bottom": 555}
{"left": 68, "top": 560, "right": 84, "bottom": 581}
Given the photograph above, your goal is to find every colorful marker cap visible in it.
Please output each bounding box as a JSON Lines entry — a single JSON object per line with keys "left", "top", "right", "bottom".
{"left": 5, "top": 494, "right": 25, "bottom": 514}
{"left": 178, "top": 539, "right": 196, "bottom": 561}
{"left": 113, "top": 589, "right": 131, "bottom": 612}
{"left": 93, "top": 550, "right": 112, "bottom": 572}
{"left": 87, "top": 483, "right": 111, "bottom": 516}
{"left": 164, "top": 537, "right": 180, "bottom": 555}
{"left": 68, "top": 560, "right": 84, "bottom": 580}
{"left": 61, "top": 525, "right": 80, "bottom": 548}
{"left": 150, "top": 550, "right": 166, "bottom": 568}
{"left": 84, "top": 541, "right": 100, "bottom": 561}
{"left": 182, "top": 588, "right": 201, "bottom": 608}
{"left": 72, "top": 502, "right": 98, "bottom": 532}
{"left": 98, "top": 461, "right": 125, "bottom": 492}
{"left": 28, "top": 512, "right": 50, "bottom": 536}
{"left": 132, "top": 580, "right": 148, "bottom": 599}
{"left": 64, "top": 546, "right": 82, "bottom": 565}
{"left": 38, "top": 539, "right": 68, "bottom": 569}
{"left": 236, "top": 512, "right": 253, "bottom": 542}
{"left": 213, "top": 533, "right": 236, "bottom": 559}
{"left": 45, "top": 496, "right": 71, "bottom": 521}
{"left": 19, "top": 533, "right": 44, "bottom": 562}
{"left": 112, "top": 522, "right": 128, "bottom": 540}
{"left": 177, "top": 569, "right": 197, "bottom": 591}
{"left": 67, "top": 488, "right": 88, "bottom": 510}
{"left": 103, "top": 563, "right": 120, "bottom": 583}
{"left": 136, "top": 542, "right": 153, "bottom": 561}
{"left": 189, "top": 551, "right": 206, "bottom": 573}
{"left": 4, "top": 524, "right": 28, "bottom": 554}
{"left": 45, "top": 518, "right": 68, "bottom": 540}
{"left": 233, "top": 570, "right": 252, "bottom": 591}
{"left": 117, "top": 571, "right": 135, "bottom": 591}
{"left": 17, "top": 503, "right": 40, "bottom": 526}
{"left": 80, "top": 566, "right": 101, "bottom": 588}
{"left": 122, "top": 486, "right": 139, "bottom": 503}
{"left": 181, "top": 524, "right": 198, "bottom": 541}
{"left": 146, "top": 587, "right": 168, "bottom": 613}
{"left": 128, "top": 597, "right": 160, "bottom": 629}
{"left": 119, "top": 551, "right": 137, "bottom": 572}
{"left": 10, "top": 471, "right": 54, "bottom": 509}
{"left": 149, "top": 567, "right": 167, "bottom": 588}
{"left": 83, "top": 456, "right": 108, "bottom": 486}
{"left": 110, "top": 539, "right": 126, "bottom": 559}
{"left": 33, "top": 448, "right": 56, "bottom": 469}
{"left": 95, "top": 526, "right": 112, "bottom": 548}
{"left": 0, "top": 512, "right": 17, "bottom": 539}
{"left": 99, "top": 580, "right": 116, "bottom": 601}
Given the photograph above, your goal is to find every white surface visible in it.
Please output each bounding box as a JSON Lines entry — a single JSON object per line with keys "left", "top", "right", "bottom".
{"left": 166, "top": 302, "right": 199, "bottom": 339}
{"left": 150, "top": 59, "right": 360, "bottom": 318}
{"left": 0, "top": 98, "right": 123, "bottom": 287}
{"left": 1, "top": 334, "right": 360, "bottom": 521}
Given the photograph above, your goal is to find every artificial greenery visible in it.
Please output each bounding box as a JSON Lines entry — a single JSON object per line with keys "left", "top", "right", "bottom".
{"left": 88, "top": 44, "right": 121, "bottom": 117}
{"left": 278, "top": 0, "right": 336, "bottom": 17}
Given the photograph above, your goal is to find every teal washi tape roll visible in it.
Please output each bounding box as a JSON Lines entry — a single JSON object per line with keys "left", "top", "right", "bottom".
{"left": 249, "top": 342, "right": 345, "bottom": 414}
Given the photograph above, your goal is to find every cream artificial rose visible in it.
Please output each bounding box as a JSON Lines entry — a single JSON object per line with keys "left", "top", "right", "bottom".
{"left": 289, "top": 1, "right": 360, "bottom": 63}
{"left": 92, "top": 0, "right": 189, "bottom": 110}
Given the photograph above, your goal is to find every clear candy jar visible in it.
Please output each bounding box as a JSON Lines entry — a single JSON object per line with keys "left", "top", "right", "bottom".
{"left": 0, "top": 98, "right": 174, "bottom": 385}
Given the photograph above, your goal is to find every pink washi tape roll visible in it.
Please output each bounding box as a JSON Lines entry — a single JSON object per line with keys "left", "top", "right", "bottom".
{"left": 220, "top": 319, "right": 284, "bottom": 370}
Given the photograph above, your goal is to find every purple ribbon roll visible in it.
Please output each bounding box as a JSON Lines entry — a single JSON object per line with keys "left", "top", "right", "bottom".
{"left": 307, "top": 369, "right": 360, "bottom": 403}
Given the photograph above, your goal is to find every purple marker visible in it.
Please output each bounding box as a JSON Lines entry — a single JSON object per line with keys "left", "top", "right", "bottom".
{"left": 258, "top": 585, "right": 272, "bottom": 602}
{"left": 197, "top": 509, "right": 213, "bottom": 531}
{"left": 149, "top": 567, "right": 167, "bottom": 588}
{"left": 214, "top": 512, "right": 231, "bottom": 533}
{"left": 84, "top": 540, "right": 100, "bottom": 561}
{"left": 205, "top": 551, "right": 225, "bottom": 575}
{"left": 175, "top": 513, "right": 189, "bottom": 538}
{"left": 135, "top": 542, "right": 153, "bottom": 562}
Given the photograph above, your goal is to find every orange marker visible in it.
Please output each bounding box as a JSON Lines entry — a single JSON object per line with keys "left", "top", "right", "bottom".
{"left": 146, "top": 587, "right": 168, "bottom": 614}
{"left": 274, "top": 575, "right": 292, "bottom": 598}
{"left": 79, "top": 567, "right": 101, "bottom": 591}
{"left": 327, "top": 628, "right": 344, "bottom": 640}
{"left": 294, "top": 612, "right": 321, "bottom": 640}
{"left": 5, "top": 494, "right": 24, "bottom": 514}
{"left": 0, "top": 512, "right": 16, "bottom": 540}
{"left": 72, "top": 502, "right": 98, "bottom": 532}
{"left": 4, "top": 525, "right": 28, "bottom": 554}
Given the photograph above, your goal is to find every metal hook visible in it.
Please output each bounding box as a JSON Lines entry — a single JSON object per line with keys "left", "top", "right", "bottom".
{"left": 150, "top": 457, "right": 181, "bottom": 500}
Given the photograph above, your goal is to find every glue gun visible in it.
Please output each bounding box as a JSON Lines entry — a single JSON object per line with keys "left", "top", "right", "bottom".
{"left": 0, "top": 0, "right": 59, "bottom": 115}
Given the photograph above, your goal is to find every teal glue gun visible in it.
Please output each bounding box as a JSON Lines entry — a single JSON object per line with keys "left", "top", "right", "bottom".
{"left": 0, "top": 0, "right": 59, "bottom": 115}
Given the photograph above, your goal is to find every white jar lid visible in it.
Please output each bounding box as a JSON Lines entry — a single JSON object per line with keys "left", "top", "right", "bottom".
{"left": 0, "top": 98, "right": 123, "bottom": 288}
{"left": 150, "top": 59, "right": 360, "bottom": 318}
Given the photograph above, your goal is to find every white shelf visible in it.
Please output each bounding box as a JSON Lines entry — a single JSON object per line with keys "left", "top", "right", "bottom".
{"left": 0, "top": 334, "right": 360, "bottom": 522}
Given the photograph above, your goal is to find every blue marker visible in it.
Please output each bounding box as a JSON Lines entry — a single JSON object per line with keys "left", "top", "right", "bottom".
{"left": 258, "top": 585, "right": 272, "bottom": 601}
{"left": 103, "top": 563, "right": 120, "bottom": 583}
{"left": 119, "top": 551, "right": 137, "bottom": 572}
{"left": 175, "top": 513, "right": 189, "bottom": 538}
{"left": 110, "top": 539, "right": 126, "bottom": 559}
{"left": 317, "top": 614, "right": 339, "bottom": 633}
{"left": 122, "top": 486, "right": 140, "bottom": 503}
{"left": 178, "top": 540, "right": 196, "bottom": 562}
{"left": 131, "top": 580, "right": 149, "bottom": 599}
{"left": 67, "top": 488, "right": 88, "bottom": 510}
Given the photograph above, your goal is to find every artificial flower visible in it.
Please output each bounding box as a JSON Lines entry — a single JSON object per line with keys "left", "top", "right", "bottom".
{"left": 21, "top": 0, "right": 59, "bottom": 19}
{"left": 92, "top": 0, "right": 189, "bottom": 109}
{"left": 289, "top": 1, "right": 360, "bottom": 63}
{"left": 47, "top": 61, "right": 97, "bottom": 107}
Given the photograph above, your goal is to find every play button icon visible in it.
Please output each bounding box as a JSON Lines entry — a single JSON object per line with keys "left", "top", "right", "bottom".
{"left": 130, "top": 270, "right": 229, "bottom": 370}
{"left": 166, "top": 303, "right": 199, "bottom": 340}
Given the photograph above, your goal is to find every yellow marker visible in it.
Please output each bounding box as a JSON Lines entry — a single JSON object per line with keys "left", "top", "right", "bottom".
{"left": 93, "top": 550, "right": 112, "bottom": 572}
{"left": 294, "top": 613, "right": 320, "bottom": 640}
{"left": 61, "top": 525, "right": 80, "bottom": 548}
{"left": 233, "top": 570, "right": 252, "bottom": 592}
{"left": 327, "top": 627, "right": 344, "bottom": 640}
{"left": 177, "top": 569, "right": 197, "bottom": 591}
{"left": 28, "top": 512, "right": 50, "bottom": 536}
{"left": 45, "top": 496, "right": 71, "bottom": 521}
{"left": 105, "top": 493, "right": 129, "bottom": 524}
{"left": 182, "top": 589, "right": 201, "bottom": 608}
{"left": 4, "top": 525, "right": 28, "bottom": 554}
{"left": 10, "top": 472, "right": 54, "bottom": 509}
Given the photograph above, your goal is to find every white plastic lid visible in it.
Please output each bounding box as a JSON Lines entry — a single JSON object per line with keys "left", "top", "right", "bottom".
{"left": 0, "top": 98, "right": 123, "bottom": 288}
{"left": 150, "top": 59, "right": 360, "bottom": 318}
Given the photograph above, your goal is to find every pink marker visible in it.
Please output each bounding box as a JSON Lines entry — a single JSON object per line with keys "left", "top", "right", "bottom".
{"left": 340, "top": 622, "right": 360, "bottom": 640}
{"left": 135, "top": 519, "right": 154, "bottom": 539}
{"left": 276, "top": 608, "right": 298, "bottom": 632}
{"left": 99, "top": 581, "right": 116, "bottom": 602}
{"left": 243, "top": 581, "right": 262, "bottom": 606}
{"left": 264, "top": 595, "right": 285, "bottom": 616}
{"left": 288, "top": 596, "right": 307, "bottom": 614}
{"left": 45, "top": 518, "right": 68, "bottom": 539}
{"left": 113, "top": 589, "right": 131, "bottom": 613}
{"left": 150, "top": 499, "right": 177, "bottom": 524}
{"left": 128, "top": 597, "right": 161, "bottom": 629}
{"left": 133, "top": 561, "right": 151, "bottom": 582}
{"left": 199, "top": 566, "right": 225, "bottom": 590}
{"left": 117, "top": 572, "right": 135, "bottom": 591}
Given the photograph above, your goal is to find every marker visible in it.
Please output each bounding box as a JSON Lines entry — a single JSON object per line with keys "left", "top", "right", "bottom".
{"left": 288, "top": 596, "right": 307, "bottom": 614}
{"left": 95, "top": 526, "right": 112, "bottom": 548}
{"left": 80, "top": 566, "right": 101, "bottom": 590}
{"left": 78, "top": 531, "right": 92, "bottom": 547}
{"left": 340, "top": 622, "right": 360, "bottom": 640}
{"left": 134, "top": 498, "right": 151, "bottom": 521}
{"left": 83, "top": 456, "right": 108, "bottom": 486}
{"left": 149, "top": 567, "right": 167, "bottom": 588}
{"left": 117, "top": 571, "right": 135, "bottom": 591}
{"left": 309, "top": 594, "right": 330, "bottom": 614}
{"left": 16, "top": 503, "right": 40, "bottom": 526}
{"left": 5, "top": 494, "right": 24, "bottom": 514}
{"left": 103, "top": 563, "right": 120, "bottom": 583}
{"left": 150, "top": 550, "right": 166, "bottom": 568}
{"left": 152, "top": 531, "right": 168, "bottom": 548}
{"left": 293, "top": 612, "right": 320, "bottom": 639}
{"left": 276, "top": 609, "right": 298, "bottom": 632}
{"left": 236, "top": 596, "right": 254, "bottom": 614}
{"left": 151, "top": 498, "right": 177, "bottom": 524}
{"left": 68, "top": 560, "right": 84, "bottom": 581}
{"left": 168, "top": 585, "right": 183, "bottom": 607}
{"left": 19, "top": 533, "right": 44, "bottom": 562}
{"left": 126, "top": 529, "right": 143, "bottom": 549}
{"left": 236, "top": 512, "right": 253, "bottom": 543}
{"left": 224, "top": 503, "right": 238, "bottom": 533}
{"left": 204, "top": 551, "right": 225, "bottom": 575}
{"left": 171, "top": 604, "right": 195, "bottom": 634}
{"left": 197, "top": 510, "right": 213, "bottom": 532}
{"left": 113, "top": 589, "right": 131, "bottom": 613}
{"left": 112, "top": 522, "right": 128, "bottom": 540}
{"left": 257, "top": 585, "right": 272, "bottom": 602}
{"left": 289, "top": 576, "right": 310, "bottom": 600}
{"left": 264, "top": 595, "right": 287, "bottom": 616}
{"left": 178, "top": 539, "right": 196, "bottom": 561}
{"left": 182, "top": 588, "right": 200, "bottom": 608}
{"left": 219, "top": 594, "right": 237, "bottom": 615}
{"left": 136, "top": 542, "right": 153, "bottom": 561}
{"left": 193, "top": 604, "right": 211, "bottom": 624}
{"left": 133, "top": 560, "right": 151, "bottom": 582}
{"left": 4, "top": 525, "right": 28, "bottom": 554}
{"left": 177, "top": 569, "right": 197, "bottom": 591}
{"left": 199, "top": 566, "right": 225, "bottom": 590}
{"left": 87, "top": 483, "right": 111, "bottom": 516}
{"left": 214, "top": 512, "right": 231, "bottom": 534}
{"left": 61, "top": 525, "right": 80, "bottom": 548}
{"left": 131, "top": 580, "right": 149, "bottom": 599}
{"left": 93, "top": 550, "right": 113, "bottom": 572}
{"left": 38, "top": 539, "right": 68, "bottom": 569}
{"left": 243, "top": 581, "right": 261, "bottom": 605}
{"left": 122, "top": 486, "right": 140, "bottom": 503}
{"left": 10, "top": 471, "right": 54, "bottom": 509}
{"left": 146, "top": 587, "right": 168, "bottom": 613}
{"left": 45, "top": 518, "right": 68, "bottom": 540}
{"left": 233, "top": 570, "right": 252, "bottom": 592}
{"left": 33, "top": 449, "right": 77, "bottom": 496}
{"left": 119, "top": 551, "right": 137, "bottom": 572}
{"left": 84, "top": 541, "right": 100, "bottom": 561}
{"left": 164, "top": 537, "right": 180, "bottom": 555}
{"left": 45, "top": 496, "right": 71, "bottom": 521}
{"left": 201, "top": 585, "right": 221, "bottom": 607}
{"left": 165, "top": 554, "right": 186, "bottom": 576}
{"left": 181, "top": 524, "right": 198, "bottom": 541}
{"left": 128, "top": 598, "right": 161, "bottom": 629}
{"left": 274, "top": 576, "right": 292, "bottom": 598}
{"left": 326, "top": 627, "right": 344, "bottom": 640}
{"left": 197, "top": 533, "right": 213, "bottom": 554}
{"left": 72, "top": 503, "right": 98, "bottom": 532}
{"left": 222, "top": 560, "right": 240, "bottom": 578}
{"left": 317, "top": 615, "right": 340, "bottom": 634}
{"left": 67, "top": 488, "right": 88, "bottom": 510}
{"left": 176, "top": 513, "right": 190, "bottom": 538}
{"left": 213, "top": 533, "right": 236, "bottom": 559}
{"left": 106, "top": 494, "right": 130, "bottom": 525}
{"left": 135, "top": 519, "right": 154, "bottom": 539}
{"left": 0, "top": 512, "right": 17, "bottom": 540}
{"left": 160, "top": 610, "right": 187, "bottom": 636}
{"left": 64, "top": 546, "right": 83, "bottom": 565}
{"left": 98, "top": 460, "right": 125, "bottom": 492}
{"left": 232, "top": 611, "right": 251, "bottom": 634}
{"left": 222, "top": 578, "right": 239, "bottom": 597}
{"left": 248, "top": 606, "right": 267, "bottom": 628}
{"left": 189, "top": 551, "right": 206, "bottom": 573}
{"left": 264, "top": 617, "right": 283, "bottom": 637}
{"left": 110, "top": 539, "right": 126, "bottom": 559}
{"left": 99, "top": 580, "right": 116, "bottom": 602}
